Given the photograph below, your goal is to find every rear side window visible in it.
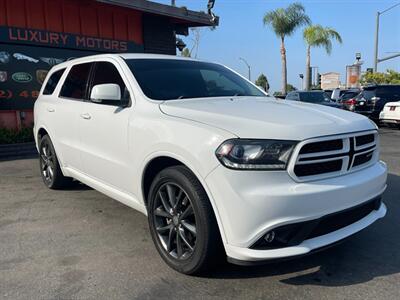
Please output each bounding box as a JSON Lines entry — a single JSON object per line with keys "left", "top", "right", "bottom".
{"left": 362, "top": 89, "right": 376, "bottom": 100}
{"left": 376, "top": 86, "right": 400, "bottom": 98}
{"left": 43, "top": 69, "right": 65, "bottom": 95}
{"left": 60, "top": 63, "right": 92, "bottom": 99}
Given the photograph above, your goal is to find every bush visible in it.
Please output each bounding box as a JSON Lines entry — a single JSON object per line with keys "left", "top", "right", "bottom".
{"left": 0, "top": 127, "right": 34, "bottom": 144}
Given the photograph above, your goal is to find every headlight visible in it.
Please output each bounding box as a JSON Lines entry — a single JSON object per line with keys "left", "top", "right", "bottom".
{"left": 215, "top": 139, "right": 297, "bottom": 170}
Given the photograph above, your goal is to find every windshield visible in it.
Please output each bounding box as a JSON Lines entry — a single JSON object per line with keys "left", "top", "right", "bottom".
{"left": 299, "top": 92, "right": 331, "bottom": 103}
{"left": 125, "top": 59, "right": 266, "bottom": 101}
{"left": 340, "top": 92, "right": 359, "bottom": 101}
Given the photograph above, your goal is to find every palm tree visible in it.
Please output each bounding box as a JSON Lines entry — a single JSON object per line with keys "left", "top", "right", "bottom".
{"left": 303, "top": 25, "right": 342, "bottom": 90}
{"left": 263, "top": 3, "right": 310, "bottom": 95}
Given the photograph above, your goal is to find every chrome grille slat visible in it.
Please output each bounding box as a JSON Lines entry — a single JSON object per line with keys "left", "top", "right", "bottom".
{"left": 288, "top": 131, "right": 379, "bottom": 182}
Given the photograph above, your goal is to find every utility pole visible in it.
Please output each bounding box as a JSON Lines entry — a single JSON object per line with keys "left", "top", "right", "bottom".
{"left": 171, "top": 0, "right": 176, "bottom": 6}
{"left": 239, "top": 57, "right": 251, "bottom": 81}
{"left": 374, "top": 3, "right": 400, "bottom": 72}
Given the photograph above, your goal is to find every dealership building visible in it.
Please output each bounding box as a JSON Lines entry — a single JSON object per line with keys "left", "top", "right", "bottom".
{"left": 0, "top": 0, "right": 216, "bottom": 129}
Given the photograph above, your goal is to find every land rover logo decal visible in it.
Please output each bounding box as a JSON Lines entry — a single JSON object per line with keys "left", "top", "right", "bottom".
{"left": 12, "top": 72, "right": 32, "bottom": 83}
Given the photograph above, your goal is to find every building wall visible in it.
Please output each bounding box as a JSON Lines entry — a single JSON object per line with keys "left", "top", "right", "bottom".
{"left": 143, "top": 15, "right": 176, "bottom": 55}
{"left": 0, "top": 0, "right": 143, "bottom": 44}
{"left": 0, "top": 0, "right": 179, "bottom": 130}
{"left": 321, "top": 72, "right": 341, "bottom": 90}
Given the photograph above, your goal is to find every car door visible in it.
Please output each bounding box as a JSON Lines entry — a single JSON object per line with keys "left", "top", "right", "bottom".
{"left": 51, "top": 62, "right": 93, "bottom": 170}
{"left": 78, "top": 60, "right": 134, "bottom": 193}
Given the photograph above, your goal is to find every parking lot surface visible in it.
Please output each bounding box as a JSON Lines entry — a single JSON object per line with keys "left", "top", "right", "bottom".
{"left": 1, "top": 128, "right": 400, "bottom": 300}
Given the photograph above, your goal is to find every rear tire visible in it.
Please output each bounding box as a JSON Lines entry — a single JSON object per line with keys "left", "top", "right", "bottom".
{"left": 39, "top": 135, "right": 72, "bottom": 189}
{"left": 147, "top": 165, "right": 224, "bottom": 275}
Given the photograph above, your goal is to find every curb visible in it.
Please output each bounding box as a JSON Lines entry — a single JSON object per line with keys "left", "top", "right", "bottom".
{"left": 0, "top": 142, "right": 38, "bottom": 161}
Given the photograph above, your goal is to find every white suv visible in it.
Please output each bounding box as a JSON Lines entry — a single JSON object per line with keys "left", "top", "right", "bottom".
{"left": 34, "top": 54, "right": 387, "bottom": 274}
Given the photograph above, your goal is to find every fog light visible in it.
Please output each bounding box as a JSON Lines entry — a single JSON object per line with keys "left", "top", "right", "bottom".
{"left": 264, "top": 231, "right": 275, "bottom": 243}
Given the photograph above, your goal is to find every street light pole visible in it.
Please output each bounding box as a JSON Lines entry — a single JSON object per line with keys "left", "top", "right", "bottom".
{"left": 373, "top": 2, "right": 400, "bottom": 72}
{"left": 239, "top": 57, "right": 251, "bottom": 81}
{"left": 373, "top": 12, "right": 380, "bottom": 72}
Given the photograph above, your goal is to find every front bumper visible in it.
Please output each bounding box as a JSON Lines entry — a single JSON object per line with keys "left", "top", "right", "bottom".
{"left": 205, "top": 161, "right": 387, "bottom": 262}
{"left": 226, "top": 201, "right": 386, "bottom": 264}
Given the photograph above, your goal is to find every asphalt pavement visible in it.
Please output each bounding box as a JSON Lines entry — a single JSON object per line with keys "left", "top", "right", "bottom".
{"left": 1, "top": 127, "right": 399, "bottom": 300}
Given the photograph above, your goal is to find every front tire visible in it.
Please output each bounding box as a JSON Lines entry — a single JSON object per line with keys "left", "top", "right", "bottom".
{"left": 39, "top": 135, "right": 72, "bottom": 189}
{"left": 147, "top": 166, "right": 223, "bottom": 275}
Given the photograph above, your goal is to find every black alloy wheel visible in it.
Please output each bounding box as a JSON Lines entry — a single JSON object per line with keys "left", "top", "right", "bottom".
{"left": 153, "top": 182, "right": 197, "bottom": 260}
{"left": 148, "top": 166, "right": 223, "bottom": 274}
{"left": 40, "top": 137, "right": 56, "bottom": 186}
{"left": 39, "top": 135, "right": 72, "bottom": 189}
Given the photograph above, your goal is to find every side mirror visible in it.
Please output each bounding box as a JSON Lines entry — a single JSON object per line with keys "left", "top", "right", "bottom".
{"left": 90, "top": 84, "right": 121, "bottom": 103}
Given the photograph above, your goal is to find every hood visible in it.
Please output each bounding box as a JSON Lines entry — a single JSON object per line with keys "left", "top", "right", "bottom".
{"left": 159, "top": 97, "right": 376, "bottom": 140}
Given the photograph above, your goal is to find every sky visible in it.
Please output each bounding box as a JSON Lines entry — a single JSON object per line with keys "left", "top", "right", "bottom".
{"left": 154, "top": 0, "right": 400, "bottom": 93}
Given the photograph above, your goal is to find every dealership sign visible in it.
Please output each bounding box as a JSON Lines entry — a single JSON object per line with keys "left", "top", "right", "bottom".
{"left": 0, "top": 26, "right": 143, "bottom": 53}
{"left": 0, "top": 26, "right": 143, "bottom": 110}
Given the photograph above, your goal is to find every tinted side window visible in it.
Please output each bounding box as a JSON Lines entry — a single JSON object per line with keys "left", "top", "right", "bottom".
{"left": 89, "top": 62, "right": 128, "bottom": 105}
{"left": 43, "top": 69, "right": 65, "bottom": 95}
{"left": 377, "top": 86, "right": 400, "bottom": 98}
{"left": 286, "top": 92, "right": 295, "bottom": 100}
{"left": 60, "top": 63, "right": 92, "bottom": 99}
{"left": 362, "top": 89, "right": 376, "bottom": 100}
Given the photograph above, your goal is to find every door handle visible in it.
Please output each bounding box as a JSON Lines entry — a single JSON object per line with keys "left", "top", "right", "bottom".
{"left": 47, "top": 107, "right": 55, "bottom": 113}
{"left": 80, "top": 113, "right": 91, "bottom": 120}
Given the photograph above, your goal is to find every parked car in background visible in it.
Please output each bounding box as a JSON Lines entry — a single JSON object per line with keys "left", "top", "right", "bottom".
{"left": 352, "top": 85, "right": 400, "bottom": 121}
{"left": 324, "top": 89, "right": 333, "bottom": 99}
{"left": 380, "top": 101, "right": 400, "bottom": 128}
{"left": 329, "top": 88, "right": 356, "bottom": 102}
{"left": 286, "top": 91, "right": 342, "bottom": 108}
{"left": 339, "top": 89, "right": 361, "bottom": 111}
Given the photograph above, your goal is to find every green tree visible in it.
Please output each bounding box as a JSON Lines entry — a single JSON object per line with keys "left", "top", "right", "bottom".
{"left": 255, "top": 74, "right": 270, "bottom": 92}
{"left": 287, "top": 83, "right": 297, "bottom": 92}
{"left": 263, "top": 3, "right": 310, "bottom": 95}
{"left": 360, "top": 69, "right": 400, "bottom": 85}
{"left": 303, "top": 25, "right": 342, "bottom": 90}
{"left": 273, "top": 84, "right": 297, "bottom": 97}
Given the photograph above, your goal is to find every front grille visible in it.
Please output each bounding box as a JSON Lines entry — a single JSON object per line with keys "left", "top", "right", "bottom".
{"left": 299, "top": 139, "right": 343, "bottom": 154}
{"left": 353, "top": 150, "right": 375, "bottom": 167}
{"left": 291, "top": 131, "right": 378, "bottom": 181}
{"left": 294, "top": 160, "right": 342, "bottom": 177}
{"left": 356, "top": 134, "right": 374, "bottom": 147}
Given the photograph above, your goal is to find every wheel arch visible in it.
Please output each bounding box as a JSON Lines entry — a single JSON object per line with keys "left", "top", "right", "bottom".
{"left": 140, "top": 153, "right": 228, "bottom": 245}
{"left": 35, "top": 125, "right": 66, "bottom": 173}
